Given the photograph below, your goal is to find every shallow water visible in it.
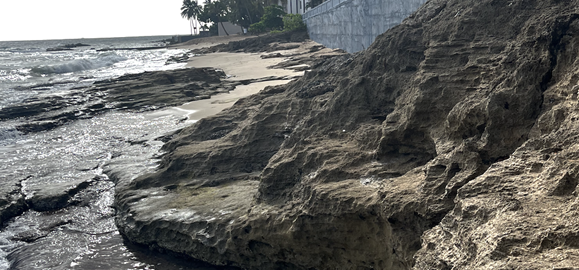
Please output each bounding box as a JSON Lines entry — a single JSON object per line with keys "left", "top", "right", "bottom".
{"left": 0, "top": 110, "right": 204, "bottom": 269}
{"left": 0, "top": 36, "right": 231, "bottom": 269}
{"left": 0, "top": 36, "right": 185, "bottom": 109}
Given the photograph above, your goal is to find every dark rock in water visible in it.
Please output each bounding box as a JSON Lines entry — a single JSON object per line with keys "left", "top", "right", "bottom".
{"left": 25, "top": 175, "right": 94, "bottom": 212}
{"left": 46, "top": 47, "right": 73, "bottom": 52}
{"left": 0, "top": 64, "right": 302, "bottom": 134}
{"left": 165, "top": 53, "right": 192, "bottom": 65}
{"left": 46, "top": 43, "right": 90, "bottom": 51}
{"left": 96, "top": 46, "right": 167, "bottom": 52}
{"left": 0, "top": 68, "right": 237, "bottom": 134}
{"left": 114, "top": 0, "right": 579, "bottom": 269}
{"left": 93, "top": 67, "right": 226, "bottom": 109}
{"left": 63, "top": 43, "right": 90, "bottom": 48}
{"left": 0, "top": 177, "right": 28, "bottom": 225}
{"left": 77, "top": 43, "right": 90, "bottom": 47}
{"left": 11, "top": 219, "right": 72, "bottom": 242}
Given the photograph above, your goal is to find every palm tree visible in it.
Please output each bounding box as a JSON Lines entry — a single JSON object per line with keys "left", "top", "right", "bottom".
{"left": 181, "top": 0, "right": 202, "bottom": 35}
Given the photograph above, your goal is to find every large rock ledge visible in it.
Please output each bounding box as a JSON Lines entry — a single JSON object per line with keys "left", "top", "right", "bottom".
{"left": 116, "top": 0, "right": 579, "bottom": 269}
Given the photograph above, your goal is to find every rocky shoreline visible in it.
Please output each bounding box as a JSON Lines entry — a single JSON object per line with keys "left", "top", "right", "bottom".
{"left": 0, "top": 31, "right": 329, "bottom": 135}
{"left": 0, "top": 67, "right": 294, "bottom": 134}
{"left": 0, "top": 68, "right": 228, "bottom": 133}
{"left": 0, "top": 30, "right": 340, "bottom": 246}
{"left": 113, "top": 1, "right": 579, "bottom": 269}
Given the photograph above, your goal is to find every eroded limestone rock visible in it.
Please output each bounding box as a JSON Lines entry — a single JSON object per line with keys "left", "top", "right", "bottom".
{"left": 116, "top": 0, "right": 579, "bottom": 269}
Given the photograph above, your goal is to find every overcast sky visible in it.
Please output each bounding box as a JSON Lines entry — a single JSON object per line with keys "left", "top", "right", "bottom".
{"left": 0, "top": 0, "right": 192, "bottom": 41}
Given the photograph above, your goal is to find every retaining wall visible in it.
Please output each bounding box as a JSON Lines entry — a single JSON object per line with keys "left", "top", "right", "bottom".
{"left": 303, "top": 0, "right": 427, "bottom": 53}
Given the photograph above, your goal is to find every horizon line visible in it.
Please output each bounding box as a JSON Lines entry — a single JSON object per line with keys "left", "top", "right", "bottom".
{"left": 0, "top": 33, "right": 195, "bottom": 43}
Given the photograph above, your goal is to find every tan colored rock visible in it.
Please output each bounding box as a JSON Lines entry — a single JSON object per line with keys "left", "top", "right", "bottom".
{"left": 115, "top": 0, "right": 579, "bottom": 269}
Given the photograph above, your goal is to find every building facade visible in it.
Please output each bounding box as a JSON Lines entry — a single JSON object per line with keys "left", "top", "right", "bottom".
{"left": 280, "top": 0, "right": 311, "bottom": 15}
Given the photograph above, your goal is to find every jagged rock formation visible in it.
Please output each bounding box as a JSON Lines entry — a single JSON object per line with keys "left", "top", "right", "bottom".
{"left": 114, "top": 0, "right": 579, "bottom": 269}
{"left": 0, "top": 68, "right": 228, "bottom": 133}
{"left": 0, "top": 67, "right": 297, "bottom": 134}
{"left": 190, "top": 30, "right": 310, "bottom": 54}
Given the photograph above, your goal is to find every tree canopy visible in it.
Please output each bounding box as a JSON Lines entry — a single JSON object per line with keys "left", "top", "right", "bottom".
{"left": 181, "top": 0, "right": 202, "bottom": 35}
{"left": 198, "top": 0, "right": 231, "bottom": 35}
{"left": 197, "top": 0, "right": 286, "bottom": 30}
{"left": 248, "top": 5, "right": 285, "bottom": 33}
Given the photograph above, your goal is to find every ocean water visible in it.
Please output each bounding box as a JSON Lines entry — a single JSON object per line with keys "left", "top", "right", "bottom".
{"left": 0, "top": 36, "right": 225, "bottom": 269}
{"left": 0, "top": 36, "right": 184, "bottom": 109}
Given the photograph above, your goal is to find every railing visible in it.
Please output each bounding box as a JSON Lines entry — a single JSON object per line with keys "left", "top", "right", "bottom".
{"left": 302, "top": 0, "right": 351, "bottom": 20}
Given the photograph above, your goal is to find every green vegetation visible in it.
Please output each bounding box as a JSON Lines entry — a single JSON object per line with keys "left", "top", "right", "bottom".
{"left": 249, "top": 5, "right": 285, "bottom": 33}
{"left": 283, "top": 14, "right": 306, "bottom": 32}
{"left": 199, "top": 0, "right": 230, "bottom": 35}
{"left": 186, "top": 0, "right": 307, "bottom": 36}
{"left": 195, "top": 0, "right": 282, "bottom": 35}
{"left": 248, "top": 6, "right": 307, "bottom": 34}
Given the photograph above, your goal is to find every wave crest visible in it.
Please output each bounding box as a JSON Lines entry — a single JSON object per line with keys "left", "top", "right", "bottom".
{"left": 0, "top": 126, "right": 21, "bottom": 145}
{"left": 31, "top": 53, "right": 127, "bottom": 75}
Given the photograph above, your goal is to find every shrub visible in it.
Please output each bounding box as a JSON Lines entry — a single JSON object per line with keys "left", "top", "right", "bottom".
{"left": 249, "top": 21, "right": 267, "bottom": 34}
{"left": 283, "top": 14, "right": 306, "bottom": 32}
{"left": 249, "top": 5, "right": 286, "bottom": 34}
{"left": 208, "top": 24, "right": 218, "bottom": 36}
{"left": 261, "top": 5, "right": 286, "bottom": 30}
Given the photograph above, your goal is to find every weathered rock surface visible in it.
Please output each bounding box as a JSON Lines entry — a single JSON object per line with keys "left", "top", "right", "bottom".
{"left": 0, "top": 176, "right": 27, "bottom": 225}
{"left": 191, "top": 30, "right": 310, "bottom": 54}
{"left": 1, "top": 32, "right": 322, "bottom": 135}
{"left": 46, "top": 43, "right": 90, "bottom": 51}
{"left": 0, "top": 173, "right": 97, "bottom": 226}
{"left": 0, "top": 68, "right": 242, "bottom": 133}
{"left": 167, "top": 30, "right": 314, "bottom": 65}
{"left": 24, "top": 175, "right": 93, "bottom": 212}
{"left": 115, "top": 0, "right": 579, "bottom": 269}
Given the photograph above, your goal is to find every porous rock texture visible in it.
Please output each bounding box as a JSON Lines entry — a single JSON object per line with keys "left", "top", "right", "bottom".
{"left": 0, "top": 68, "right": 229, "bottom": 133}
{"left": 115, "top": 0, "right": 579, "bottom": 269}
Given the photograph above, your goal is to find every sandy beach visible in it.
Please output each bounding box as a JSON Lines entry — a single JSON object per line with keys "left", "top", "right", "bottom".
{"left": 0, "top": 31, "right": 345, "bottom": 270}
{"left": 163, "top": 35, "right": 333, "bottom": 122}
{"left": 178, "top": 52, "right": 302, "bottom": 120}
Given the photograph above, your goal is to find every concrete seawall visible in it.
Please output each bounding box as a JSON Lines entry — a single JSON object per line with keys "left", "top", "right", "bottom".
{"left": 303, "top": 0, "right": 427, "bottom": 53}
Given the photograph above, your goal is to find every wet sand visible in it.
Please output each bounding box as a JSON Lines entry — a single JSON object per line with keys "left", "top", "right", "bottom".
{"left": 180, "top": 80, "right": 291, "bottom": 120}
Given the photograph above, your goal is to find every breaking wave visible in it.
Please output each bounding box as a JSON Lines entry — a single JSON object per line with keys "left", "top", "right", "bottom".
{"left": 31, "top": 53, "right": 127, "bottom": 75}
{"left": 0, "top": 126, "right": 20, "bottom": 146}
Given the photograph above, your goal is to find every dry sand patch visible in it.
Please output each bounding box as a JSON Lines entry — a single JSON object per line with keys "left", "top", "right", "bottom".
{"left": 180, "top": 80, "right": 291, "bottom": 121}
{"left": 186, "top": 52, "right": 303, "bottom": 81}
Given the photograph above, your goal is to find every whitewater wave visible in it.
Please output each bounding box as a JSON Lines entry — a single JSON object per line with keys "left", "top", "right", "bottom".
{"left": 31, "top": 53, "right": 127, "bottom": 75}
{"left": 0, "top": 126, "right": 20, "bottom": 146}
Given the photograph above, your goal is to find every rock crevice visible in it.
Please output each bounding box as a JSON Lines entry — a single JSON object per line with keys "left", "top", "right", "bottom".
{"left": 115, "top": 1, "right": 579, "bottom": 269}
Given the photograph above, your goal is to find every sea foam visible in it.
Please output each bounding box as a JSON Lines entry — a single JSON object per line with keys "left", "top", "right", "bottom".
{"left": 31, "top": 53, "right": 127, "bottom": 75}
